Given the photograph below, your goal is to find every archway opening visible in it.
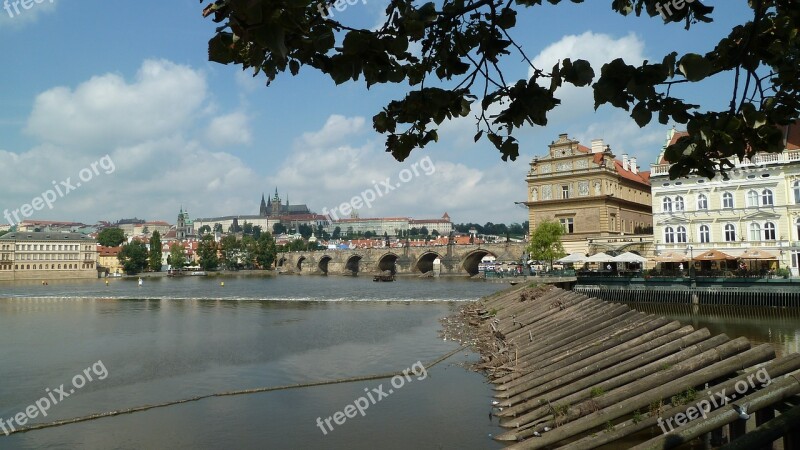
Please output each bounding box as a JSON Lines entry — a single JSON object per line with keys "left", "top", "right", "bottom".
{"left": 345, "top": 255, "right": 362, "bottom": 275}
{"left": 462, "top": 250, "right": 496, "bottom": 276}
{"left": 296, "top": 256, "right": 306, "bottom": 271}
{"left": 318, "top": 256, "right": 332, "bottom": 275}
{"left": 378, "top": 254, "right": 398, "bottom": 274}
{"left": 277, "top": 257, "right": 287, "bottom": 267}
{"left": 415, "top": 252, "right": 442, "bottom": 274}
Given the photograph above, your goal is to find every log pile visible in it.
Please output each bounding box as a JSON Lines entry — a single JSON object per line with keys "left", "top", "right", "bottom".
{"left": 443, "top": 284, "right": 800, "bottom": 449}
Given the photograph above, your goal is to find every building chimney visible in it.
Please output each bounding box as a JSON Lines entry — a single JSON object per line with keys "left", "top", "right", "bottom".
{"left": 622, "top": 153, "right": 629, "bottom": 171}
{"left": 630, "top": 156, "right": 638, "bottom": 174}
{"left": 591, "top": 139, "right": 604, "bottom": 154}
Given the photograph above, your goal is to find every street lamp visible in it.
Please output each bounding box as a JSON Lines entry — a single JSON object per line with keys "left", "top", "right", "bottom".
{"left": 687, "top": 244, "right": 694, "bottom": 277}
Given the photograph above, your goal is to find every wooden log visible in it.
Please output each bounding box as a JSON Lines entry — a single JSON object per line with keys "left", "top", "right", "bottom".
{"left": 560, "top": 353, "right": 800, "bottom": 450}
{"left": 501, "top": 340, "right": 771, "bottom": 447}
{"left": 721, "top": 404, "right": 800, "bottom": 450}
{"left": 629, "top": 368, "right": 800, "bottom": 450}
{"left": 497, "top": 323, "right": 691, "bottom": 405}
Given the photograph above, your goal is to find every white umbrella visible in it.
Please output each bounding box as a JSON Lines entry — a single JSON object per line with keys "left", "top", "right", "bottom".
{"left": 556, "top": 252, "right": 587, "bottom": 264}
{"left": 612, "top": 252, "right": 648, "bottom": 263}
{"left": 586, "top": 252, "right": 614, "bottom": 263}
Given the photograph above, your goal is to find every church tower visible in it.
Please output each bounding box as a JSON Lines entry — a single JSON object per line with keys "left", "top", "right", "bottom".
{"left": 259, "top": 193, "right": 268, "bottom": 217}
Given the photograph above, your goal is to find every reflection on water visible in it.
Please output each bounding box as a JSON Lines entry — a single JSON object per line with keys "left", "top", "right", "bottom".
{"left": 0, "top": 277, "right": 508, "bottom": 450}
{"left": 624, "top": 302, "right": 800, "bottom": 357}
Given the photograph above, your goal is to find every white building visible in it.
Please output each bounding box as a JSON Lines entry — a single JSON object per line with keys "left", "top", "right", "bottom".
{"left": 650, "top": 126, "right": 800, "bottom": 275}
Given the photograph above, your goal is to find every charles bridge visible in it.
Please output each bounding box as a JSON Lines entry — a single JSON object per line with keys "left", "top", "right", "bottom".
{"left": 276, "top": 242, "right": 528, "bottom": 276}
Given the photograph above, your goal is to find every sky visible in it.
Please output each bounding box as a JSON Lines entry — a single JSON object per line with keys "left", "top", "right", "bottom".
{"left": 0, "top": 0, "right": 754, "bottom": 226}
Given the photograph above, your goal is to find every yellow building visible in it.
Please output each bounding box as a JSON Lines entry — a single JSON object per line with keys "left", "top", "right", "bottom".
{"left": 0, "top": 231, "right": 98, "bottom": 281}
{"left": 97, "top": 245, "right": 124, "bottom": 275}
{"left": 650, "top": 126, "right": 800, "bottom": 275}
{"left": 525, "top": 134, "right": 653, "bottom": 254}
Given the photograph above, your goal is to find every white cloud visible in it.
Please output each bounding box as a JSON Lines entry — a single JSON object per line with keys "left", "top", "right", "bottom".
{"left": 2, "top": 59, "right": 266, "bottom": 224}
{"left": 25, "top": 59, "right": 207, "bottom": 150}
{"left": 0, "top": 0, "right": 57, "bottom": 29}
{"left": 267, "top": 115, "right": 528, "bottom": 224}
{"left": 205, "top": 112, "right": 252, "bottom": 147}
{"left": 530, "top": 31, "right": 647, "bottom": 121}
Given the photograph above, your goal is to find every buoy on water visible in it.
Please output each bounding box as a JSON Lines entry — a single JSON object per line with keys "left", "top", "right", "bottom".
{"left": 220, "top": 281, "right": 225, "bottom": 287}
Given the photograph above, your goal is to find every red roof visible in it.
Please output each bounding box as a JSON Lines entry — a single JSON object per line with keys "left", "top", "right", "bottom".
{"left": 97, "top": 246, "right": 122, "bottom": 256}
{"left": 785, "top": 123, "right": 800, "bottom": 150}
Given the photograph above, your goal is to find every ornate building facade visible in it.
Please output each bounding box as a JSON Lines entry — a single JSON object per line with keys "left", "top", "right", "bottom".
{"left": 650, "top": 126, "right": 800, "bottom": 275}
{"left": 525, "top": 134, "right": 653, "bottom": 254}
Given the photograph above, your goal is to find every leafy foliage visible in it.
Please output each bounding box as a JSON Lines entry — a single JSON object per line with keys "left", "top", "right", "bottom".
{"left": 527, "top": 219, "right": 565, "bottom": 267}
{"left": 169, "top": 243, "right": 188, "bottom": 269}
{"left": 118, "top": 241, "right": 148, "bottom": 275}
{"left": 149, "top": 230, "right": 163, "bottom": 271}
{"left": 97, "top": 227, "right": 126, "bottom": 247}
{"left": 197, "top": 235, "right": 220, "bottom": 270}
{"left": 220, "top": 235, "right": 241, "bottom": 270}
{"left": 201, "top": 0, "right": 800, "bottom": 178}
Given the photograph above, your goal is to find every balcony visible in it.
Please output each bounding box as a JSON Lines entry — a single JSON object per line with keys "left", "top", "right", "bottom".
{"left": 651, "top": 149, "right": 800, "bottom": 177}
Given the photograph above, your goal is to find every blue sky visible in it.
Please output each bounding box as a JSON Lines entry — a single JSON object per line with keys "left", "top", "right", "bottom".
{"left": 0, "top": 0, "right": 752, "bottom": 226}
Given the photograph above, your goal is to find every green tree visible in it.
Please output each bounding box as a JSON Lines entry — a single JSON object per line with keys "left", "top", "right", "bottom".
{"left": 298, "top": 224, "right": 313, "bottom": 239}
{"left": 364, "top": 230, "right": 374, "bottom": 239}
{"left": 420, "top": 226, "right": 429, "bottom": 236}
{"left": 254, "top": 232, "right": 277, "bottom": 269}
{"left": 148, "top": 230, "right": 163, "bottom": 272}
{"left": 197, "top": 235, "right": 219, "bottom": 270}
{"left": 239, "top": 235, "right": 256, "bottom": 269}
{"left": 118, "top": 241, "right": 148, "bottom": 274}
{"left": 213, "top": 223, "right": 223, "bottom": 233}
{"left": 527, "top": 220, "right": 566, "bottom": 270}
{"left": 220, "top": 235, "right": 241, "bottom": 270}
{"left": 332, "top": 226, "right": 341, "bottom": 240}
{"left": 273, "top": 223, "right": 287, "bottom": 235}
{"left": 97, "top": 227, "right": 126, "bottom": 247}
{"left": 198, "top": 224, "right": 212, "bottom": 235}
{"left": 169, "top": 243, "right": 187, "bottom": 269}
{"left": 252, "top": 225, "right": 262, "bottom": 239}
{"left": 202, "top": 1, "right": 800, "bottom": 179}
{"left": 242, "top": 222, "right": 253, "bottom": 235}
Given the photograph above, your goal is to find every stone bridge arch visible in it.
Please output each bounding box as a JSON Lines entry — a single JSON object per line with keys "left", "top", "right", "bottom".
{"left": 415, "top": 251, "right": 443, "bottom": 274}
{"left": 378, "top": 253, "right": 399, "bottom": 274}
{"left": 345, "top": 254, "right": 362, "bottom": 275}
{"left": 277, "top": 256, "right": 287, "bottom": 268}
{"left": 318, "top": 255, "right": 332, "bottom": 275}
{"left": 462, "top": 249, "right": 497, "bottom": 276}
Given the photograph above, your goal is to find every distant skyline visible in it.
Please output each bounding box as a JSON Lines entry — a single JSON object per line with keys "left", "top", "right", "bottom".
{"left": 1, "top": 1, "right": 753, "bottom": 224}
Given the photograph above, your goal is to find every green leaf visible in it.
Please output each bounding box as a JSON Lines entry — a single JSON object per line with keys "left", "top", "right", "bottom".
{"left": 678, "top": 54, "right": 712, "bottom": 82}
{"left": 208, "top": 33, "right": 236, "bottom": 65}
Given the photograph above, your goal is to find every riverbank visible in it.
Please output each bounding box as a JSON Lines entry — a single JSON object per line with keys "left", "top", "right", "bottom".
{"left": 446, "top": 283, "right": 800, "bottom": 448}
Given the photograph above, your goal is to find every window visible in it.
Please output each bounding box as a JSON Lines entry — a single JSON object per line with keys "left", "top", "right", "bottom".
{"left": 559, "top": 218, "right": 574, "bottom": 234}
{"left": 664, "top": 227, "right": 675, "bottom": 243}
{"left": 762, "top": 189, "right": 774, "bottom": 206}
{"left": 764, "top": 222, "right": 776, "bottom": 240}
{"left": 724, "top": 224, "right": 736, "bottom": 242}
{"left": 699, "top": 225, "right": 710, "bottom": 243}
{"left": 662, "top": 197, "right": 673, "bottom": 213}
{"left": 722, "top": 192, "right": 734, "bottom": 209}
{"left": 697, "top": 194, "right": 708, "bottom": 210}
{"left": 794, "top": 181, "right": 800, "bottom": 204}
{"left": 797, "top": 218, "right": 800, "bottom": 240}
{"left": 675, "top": 196, "right": 684, "bottom": 211}
{"left": 750, "top": 223, "right": 761, "bottom": 241}
{"left": 747, "top": 190, "right": 759, "bottom": 207}
{"left": 562, "top": 185, "right": 570, "bottom": 199}
{"left": 676, "top": 226, "right": 687, "bottom": 243}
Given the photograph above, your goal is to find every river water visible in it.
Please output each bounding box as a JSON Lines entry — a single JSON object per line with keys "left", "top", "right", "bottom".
{"left": 1, "top": 277, "right": 797, "bottom": 449}
{"left": 0, "top": 276, "right": 508, "bottom": 449}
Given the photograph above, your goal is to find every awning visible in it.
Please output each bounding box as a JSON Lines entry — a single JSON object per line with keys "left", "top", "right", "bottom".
{"left": 738, "top": 248, "right": 778, "bottom": 260}
{"left": 586, "top": 252, "right": 614, "bottom": 263}
{"left": 556, "top": 252, "right": 587, "bottom": 264}
{"left": 653, "top": 251, "right": 688, "bottom": 263}
{"left": 612, "top": 252, "right": 648, "bottom": 263}
{"left": 694, "top": 249, "right": 737, "bottom": 261}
